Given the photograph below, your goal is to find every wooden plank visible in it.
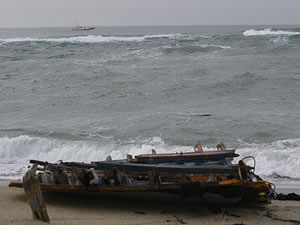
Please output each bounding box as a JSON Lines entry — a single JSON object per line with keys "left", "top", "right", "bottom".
{"left": 22, "top": 168, "right": 50, "bottom": 223}
{"left": 35, "top": 165, "right": 234, "bottom": 183}
{"left": 92, "top": 161, "right": 236, "bottom": 175}
{"left": 135, "top": 150, "right": 236, "bottom": 158}
{"left": 10, "top": 181, "right": 181, "bottom": 192}
{"left": 10, "top": 179, "right": 271, "bottom": 203}
{"left": 29, "top": 159, "right": 236, "bottom": 175}
{"left": 9, "top": 172, "right": 232, "bottom": 188}
{"left": 135, "top": 150, "right": 237, "bottom": 158}
{"left": 133, "top": 150, "right": 238, "bottom": 164}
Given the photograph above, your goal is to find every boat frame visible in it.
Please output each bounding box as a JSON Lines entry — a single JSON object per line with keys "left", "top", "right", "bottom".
{"left": 9, "top": 153, "right": 272, "bottom": 203}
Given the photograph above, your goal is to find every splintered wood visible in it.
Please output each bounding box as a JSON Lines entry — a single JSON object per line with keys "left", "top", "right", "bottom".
{"left": 23, "top": 168, "right": 50, "bottom": 223}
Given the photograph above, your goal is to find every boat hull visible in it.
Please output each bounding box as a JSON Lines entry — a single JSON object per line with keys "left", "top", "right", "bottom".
{"left": 72, "top": 27, "right": 95, "bottom": 31}
{"left": 9, "top": 180, "right": 271, "bottom": 202}
{"left": 12, "top": 151, "right": 271, "bottom": 203}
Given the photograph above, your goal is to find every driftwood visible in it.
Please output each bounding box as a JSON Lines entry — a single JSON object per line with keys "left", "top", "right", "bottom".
{"left": 22, "top": 167, "right": 50, "bottom": 223}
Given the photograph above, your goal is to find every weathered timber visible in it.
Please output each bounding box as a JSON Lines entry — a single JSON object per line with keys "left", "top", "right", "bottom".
{"left": 133, "top": 150, "right": 239, "bottom": 164}
{"left": 92, "top": 161, "right": 236, "bottom": 175}
{"left": 20, "top": 156, "right": 272, "bottom": 203}
{"left": 37, "top": 166, "right": 234, "bottom": 183}
{"left": 38, "top": 167, "right": 234, "bottom": 183}
{"left": 11, "top": 181, "right": 180, "bottom": 192}
{"left": 22, "top": 168, "right": 50, "bottom": 223}
{"left": 33, "top": 162, "right": 236, "bottom": 183}
{"left": 9, "top": 180, "right": 271, "bottom": 200}
{"left": 30, "top": 159, "right": 236, "bottom": 175}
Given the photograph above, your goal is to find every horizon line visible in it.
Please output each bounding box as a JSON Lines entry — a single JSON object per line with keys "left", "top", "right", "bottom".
{"left": 1, "top": 24, "right": 300, "bottom": 29}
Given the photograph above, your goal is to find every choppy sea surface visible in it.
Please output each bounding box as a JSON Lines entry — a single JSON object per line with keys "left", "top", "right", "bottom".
{"left": 0, "top": 25, "right": 300, "bottom": 185}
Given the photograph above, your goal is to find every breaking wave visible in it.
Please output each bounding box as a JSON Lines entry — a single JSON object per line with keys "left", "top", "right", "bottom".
{"left": 243, "top": 28, "right": 300, "bottom": 36}
{"left": 1, "top": 135, "right": 300, "bottom": 182}
{"left": 236, "top": 138, "right": 300, "bottom": 181}
{"left": 0, "top": 135, "right": 191, "bottom": 179}
{"left": 270, "top": 36, "right": 289, "bottom": 44}
{"left": 0, "top": 34, "right": 182, "bottom": 44}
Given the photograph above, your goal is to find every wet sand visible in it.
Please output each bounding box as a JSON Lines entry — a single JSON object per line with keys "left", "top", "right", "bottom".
{"left": 1, "top": 185, "right": 300, "bottom": 225}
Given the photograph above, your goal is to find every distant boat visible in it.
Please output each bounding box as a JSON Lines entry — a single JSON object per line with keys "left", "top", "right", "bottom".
{"left": 72, "top": 23, "right": 95, "bottom": 31}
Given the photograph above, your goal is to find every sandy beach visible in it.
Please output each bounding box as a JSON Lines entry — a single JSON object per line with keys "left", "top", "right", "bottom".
{"left": 1, "top": 184, "right": 300, "bottom": 225}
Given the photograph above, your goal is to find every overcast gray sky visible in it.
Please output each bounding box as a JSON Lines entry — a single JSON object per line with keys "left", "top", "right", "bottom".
{"left": 1, "top": 0, "right": 300, "bottom": 28}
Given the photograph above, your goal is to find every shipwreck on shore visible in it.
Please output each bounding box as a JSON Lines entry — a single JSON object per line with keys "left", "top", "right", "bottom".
{"left": 9, "top": 145, "right": 272, "bottom": 204}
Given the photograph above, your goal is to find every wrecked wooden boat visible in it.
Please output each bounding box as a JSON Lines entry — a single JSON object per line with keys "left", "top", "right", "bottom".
{"left": 9, "top": 150, "right": 272, "bottom": 203}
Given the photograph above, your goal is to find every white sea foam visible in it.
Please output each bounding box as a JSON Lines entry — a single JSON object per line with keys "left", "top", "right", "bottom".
{"left": 0, "top": 135, "right": 191, "bottom": 179}
{"left": 0, "top": 34, "right": 182, "bottom": 44}
{"left": 179, "top": 34, "right": 212, "bottom": 41}
{"left": 144, "top": 34, "right": 182, "bottom": 39}
{"left": 1, "top": 135, "right": 299, "bottom": 182}
{"left": 235, "top": 138, "right": 300, "bottom": 180}
{"left": 243, "top": 28, "right": 300, "bottom": 36}
{"left": 198, "top": 44, "right": 231, "bottom": 49}
{"left": 270, "top": 36, "right": 289, "bottom": 44}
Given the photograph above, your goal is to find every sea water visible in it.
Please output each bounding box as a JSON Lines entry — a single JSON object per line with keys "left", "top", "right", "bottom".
{"left": 0, "top": 25, "right": 299, "bottom": 186}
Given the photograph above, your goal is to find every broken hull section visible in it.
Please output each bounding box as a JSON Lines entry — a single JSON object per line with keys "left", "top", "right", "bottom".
{"left": 132, "top": 150, "right": 239, "bottom": 164}
{"left": 9, "top": 152, "right": 271, "bottom": 203}
{"left": 9, "top": 179, "right": 271, "bottom": 200}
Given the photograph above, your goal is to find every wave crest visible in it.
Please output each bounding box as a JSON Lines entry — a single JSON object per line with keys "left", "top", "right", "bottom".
{"left": 243, "top": 28, "right": 300, "bottom": 36}
{"left": 1, "top": 135, "right": 299, "bottom": 182}
{"left": 0, "top": 34, "right": 182, "bottom": 44}
{"left": 0, "top": 135, "right": 190, "bottom": 179}
{"left": 236, "top": 138, "right": 300, "bottom": 180}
